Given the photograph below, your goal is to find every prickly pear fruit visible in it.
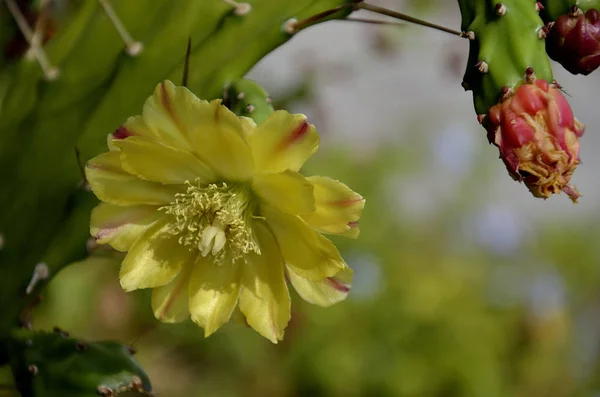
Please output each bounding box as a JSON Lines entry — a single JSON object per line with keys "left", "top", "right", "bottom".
{"left": 223, "top": 79, "right": 274, "bottom": 124}
{"left": 459, "top": 0, "right": 585, "bottom": 200}
{"left": 7, "top": 328, "right": 152, "bottom": 397}
{"left": 484, "top": 79, "right": 584, "bottom": 201}
{"left": 546, "top": 7, "right": 600, "bottom": 75}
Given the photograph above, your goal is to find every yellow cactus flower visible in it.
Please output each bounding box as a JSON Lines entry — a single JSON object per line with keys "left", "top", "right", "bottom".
{"left": 85, "top": 81, "right": 365, "bottom": 343}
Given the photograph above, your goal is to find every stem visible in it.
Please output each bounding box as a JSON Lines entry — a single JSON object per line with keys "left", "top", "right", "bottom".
{"left": 340, "top": 17, "right": 407, "bottom": 27}
{"left": 290, "top": 1, "right": 467, "bottom": 39}
{"left": 355, "top": 2, "right": 468, "bottom": 38}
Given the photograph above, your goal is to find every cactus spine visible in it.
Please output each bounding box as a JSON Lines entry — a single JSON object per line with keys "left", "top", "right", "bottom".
{"left": 459, "top": 0, "right": 554, "bottom": 116}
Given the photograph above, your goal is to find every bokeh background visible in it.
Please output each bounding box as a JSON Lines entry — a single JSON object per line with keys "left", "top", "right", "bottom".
{"left": 3, "top": 0, "right": 600, "bottom": 396}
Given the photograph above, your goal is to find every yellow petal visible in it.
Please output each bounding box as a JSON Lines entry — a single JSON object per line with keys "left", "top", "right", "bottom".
{"left": 239, "top": 221, "right": 290, "bottom": 343}
{"left": 86, "top": 152, "right": 182, "bottom": 206}
{"left": 137, "top": 81, "right": 196, "bottom": 151}
{"left": 188, "top": 256, "right": 241, "bottom": 337}
{"left": 152, "top": 264, "right": 192, "bottom": 323}
{"left": 252, "top": 170, "right": 315, "bottom": 215}
{"left": 115, "top": 136, "right": 216, "bottom": 185}
{"left": 187, "top": 99, "right": 255, "bottom": 181}
{"left": 90, "top": 203, "right": 162, "bottom": 252}
{"left": 238, "top": 116, "right": 257, "bottom": 141}
{"left": 250, "top": 111, "right": 319, "bottom": 173}
{"left": 301, "top": 176, "right": 365, "bottom": 238}
{"left": 287, "top": 264, "right": 353, "bottom": 307}
{"left": 262, "top": 205, "right": 344, "bottom": 281}
{"left": 119, "top": 219, "right": 194, "bottom": 291}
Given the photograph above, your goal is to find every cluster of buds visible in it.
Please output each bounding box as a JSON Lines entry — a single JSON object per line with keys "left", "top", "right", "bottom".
{"left": 546, "top": 7, "right": 600, "bottom": 75}
{"left": 483, "top": 78, "right": 584, "bottom": 202}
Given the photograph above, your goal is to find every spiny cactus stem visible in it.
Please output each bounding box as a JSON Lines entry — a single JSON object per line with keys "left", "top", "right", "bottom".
{"left": 3, "top": 0, "right": 59, "bottom": 80}
{"left": 98, "top": 0, "right": 143, "bottom": 56}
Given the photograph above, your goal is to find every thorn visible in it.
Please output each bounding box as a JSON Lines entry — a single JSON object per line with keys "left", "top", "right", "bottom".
{"left": 27, "top": 365, "right": 39, "bottom": 376}
{"left": 25, "top": 339, "right": 33, "bottom": 346}
{"left": 525, "top": 67, "right": 536, "bottom": 83}
{"left": 552, "top": 79, "right": 563, "bottom": 89}
{"left": 26, "top": 262, "right": 49, "bottom": 295}
{"left": 475, "top": 60, "right": 489, "bottom": 73}
{"left": 265, "top": 96, "right": 272, "bottom": 104}
{"left": 282, "top": 18, "right": 298, "bottom": 34}
{"left": 3, "top": 0, "right": 60, "bottom": 80}
{"left": 463, "top": 31, "right": 475, "bottom": 40}
{"left": 500, "top": 86, "right": 514, "bottom": 100}
{"left": 127, "top": 345, "right": 137, "bottom": 355}
{"left": 537, "top": 26, "right": 549, "bottom": 39}
{"left": 98, "top": 0, "right": 143, "bottom": 57}
{"left": 97, "top": 385, "right": 115, "bottom": 396}
{"left": 477, "top": 114, "right": 486, "bottom": 124}
{"left": 130, "top": 376, "right": 143, "bottom": 389}
{"left": 495, "top": 3, "right": 506, "bottom": 16}
{"left": 75, "top": 341, "right": 87, "bottom": 352}
{"left": 223, "top": 0, "right": 252, "bottom": 16}
{"left": 245, "top": 104, "right": 255, "bottom": 113}
{"left": 570, "top": 5, "right": 582, "bottom": 16}
{"left": 182, "top": 37, "right": 192, "bottom": 88}
{"left": 535, "top": 2, "right": 544, "bottom": 12}
{"left": 236, "top": 92, "right": 245, "bottom": 100}
{"left": 461, "top": 81, "right": 471, "bottom": 91}
{"left": 0, "top": 233, "right": 4, "bottom": 251}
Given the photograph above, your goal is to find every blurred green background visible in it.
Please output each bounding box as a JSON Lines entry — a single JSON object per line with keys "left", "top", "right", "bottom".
{"left": 3, "top": 0, "right": 600, "bottom": 396}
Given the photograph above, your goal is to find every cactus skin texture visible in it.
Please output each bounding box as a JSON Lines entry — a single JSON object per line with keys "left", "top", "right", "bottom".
{"left": 459, "top": 0, "right": 554, "bottom": 115}
{"left": 7, "top": 328, "right": 152, "bottom": 397}
{"left": 542, "top": 0, "right": 600, "bottom": 75}
{"left": 0, "top": 0, "right": 354, "bottom": 341}
{"left": 224, "top": 78, "right": 275, "bottom": 124}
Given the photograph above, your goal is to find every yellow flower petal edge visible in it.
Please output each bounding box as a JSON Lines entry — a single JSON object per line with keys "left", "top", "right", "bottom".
{"left": 287, "top": 264, "right": 353, "bottom": 307}
{"left": 86, "top": 80, "right": 365, "bottom": 343}
{"left": 302, "top": 176, "right": 365, "bottom": 238}
{"left": 250, "top": 111, "right": 319, "bottom": 174}
{"left": 90, "top": 203, "right": 162, "bottom": 252}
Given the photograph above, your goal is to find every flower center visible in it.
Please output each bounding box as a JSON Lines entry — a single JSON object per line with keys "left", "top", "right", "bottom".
{"left": 160, "top": 180, "right": 259, "bottom": 264}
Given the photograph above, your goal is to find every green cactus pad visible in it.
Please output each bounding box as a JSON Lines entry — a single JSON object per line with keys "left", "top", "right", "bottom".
{"left": 6, "top": 329, "right": 151, "bottom": 397}
{"left": 224, "top": 78, "right": 275, "bottom": 124}
{"left": 459, "top": 0, "right": 554, "bottom": 114}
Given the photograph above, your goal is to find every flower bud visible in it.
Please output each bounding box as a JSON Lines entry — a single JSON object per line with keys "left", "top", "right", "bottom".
{"left": 546, "top": 8, "right": 600, "bottom": 75}
{"left": 485, "top": 79, "right": 584, "bottom": 202}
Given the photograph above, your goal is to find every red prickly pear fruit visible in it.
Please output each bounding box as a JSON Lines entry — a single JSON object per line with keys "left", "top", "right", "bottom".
{"left": 484, "top": 79, "right": 585, "bottom": 202}
{"left": 546, "top": 8, "right": 600, "bottom": 75}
